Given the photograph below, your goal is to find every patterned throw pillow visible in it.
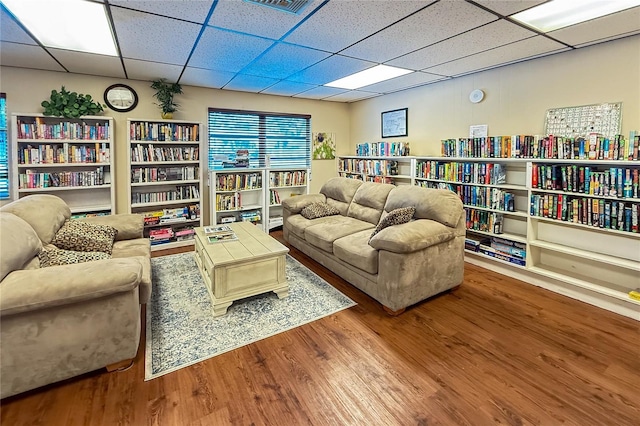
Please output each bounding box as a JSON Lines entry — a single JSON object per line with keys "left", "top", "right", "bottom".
{"left": 370, "top": 206, "right": 416, "bottom": 240}
{"left": 300, "top": 202, "right": 341, "bottom": 220}
{"left": 38, "top": 246, "right": 111, "bottom": 268}
{"left": 51, "top": 220, "right": 118, "bottom": 254}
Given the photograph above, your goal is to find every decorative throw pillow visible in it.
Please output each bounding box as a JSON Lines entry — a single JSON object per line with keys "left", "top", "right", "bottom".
{"left": 51, "top": 220, "right": 118, "bottom": 254}
{"left": 300, "top": 202, "right": 341, "bottom": 220}
{"left": 38, "top": 246, "right": 111, "bottom": 268}
{"left": 370, "top": 206, "right": 416, "bottom": 240}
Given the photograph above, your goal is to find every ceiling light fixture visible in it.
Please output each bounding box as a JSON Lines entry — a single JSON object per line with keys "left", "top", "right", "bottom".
{"left": 1, "top": 0, "right": 117, "bottom": 56}
{"left": 325, "top": 65, "right": 413, "bottom": 90}
{"left": 511, "top": 0, "right": 640, "bottom": 32}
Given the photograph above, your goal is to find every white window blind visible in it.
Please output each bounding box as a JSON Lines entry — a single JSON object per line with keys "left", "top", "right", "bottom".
{"left": 208, "top": 108, "right": 311, "bottom": 170}
{"left": 0, "top": 94, "right": 8, "bottom": 200}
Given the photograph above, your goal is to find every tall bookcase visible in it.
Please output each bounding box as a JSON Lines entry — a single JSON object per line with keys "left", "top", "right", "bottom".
{"left": 210, "top": 168, "right": 266, "bottom": 231}
{"left": 127, "top": 118, "right": 202, "bottom": 251}
{"left": 337, "top": 155, "right": 414, "bottom": 185}
{"left": 266, "top": 168, "right": 310, "bottom": 230}
{"left": 412, "top": 151, "right": 640, "bottom": 319}
{"left": 12, "top": 113, "right": 115, "bottom": 216}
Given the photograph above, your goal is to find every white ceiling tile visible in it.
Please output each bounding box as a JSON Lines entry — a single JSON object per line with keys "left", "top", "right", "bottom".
{"left": 286, "top": 55, "right": 376, "bottom": 85}
{"left": 223, "top": 74, "right": 280, "bottom": 92}
{"left": 110, "top": 1, "right": 214, "bottom": 24}
{"left": 341, "top": 1, "right": 498, "bottom": 63}
{"left": 112, "top": 7, "right": 201, "bottom": 65}
{"left": 292, "top": 86, "right": 347, "bottom": 100}
{"left": 425, "top": 36, "right": 568, "bottom": 76}
{"left": 0, "top": 42, "right": 65, "bottom": 72}
{"left": 0, "top": 9, "right": 36, "bottom": 44}
{"left": 284, "top": 1, "right": 435, "bottom": 52}
{"left": 323, "top": 90, "right": 381, "bottom": 102}
{"left": 359, "top": 71, "right": 445, "bottom": 93}
{"left": 123, "top": 58, "right": 183, "bottom": 82}
{"left": 387, "top": 19, "right": 537, "bottom": 70}
{"left": 261, "top": 80, "right": 318, "bottom": 96}
{"left": 208, "top": 0, "right": 323, "bottom": 40}
{"left": 241, "top": 43, "right": 331, "bottom": 79}
{"left": 50, "top": 49, "right": 125, "bottom": 79}
{"left": 473, "top": 0, "right": 547, "bottom": 16}
{"left": 572, "top": 31, "right": 640, "bottom": 49}
{"left": 188, "top": 26, "right": 273, "bottom": 72}
{"left": 180, "top": 67, "right": 235, "bottom": 89}
{"left": 548, "top": 7, "right": 640, "bottom": 47}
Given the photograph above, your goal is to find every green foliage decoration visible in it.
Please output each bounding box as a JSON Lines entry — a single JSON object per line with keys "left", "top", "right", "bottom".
{"left": 151, "top": 78, "right": 183, "bottom": 114}
{"left": 41, "top": 86, "right": 105, "bottom": 118}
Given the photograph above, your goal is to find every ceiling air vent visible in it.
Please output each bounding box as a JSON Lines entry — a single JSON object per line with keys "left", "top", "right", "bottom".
{"left": 243, "top": 0, "right": 311, "bottom": 14}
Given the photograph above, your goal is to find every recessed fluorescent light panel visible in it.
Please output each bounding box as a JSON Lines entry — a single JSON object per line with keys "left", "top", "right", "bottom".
{"left": 512, "top": 0, "right": 640, "bottom": 32}
{"left": 1, "top": 0, "right": 117, "bottom": 56}
{"left": 325, "top": 65, "right": 413, "bottom": 90}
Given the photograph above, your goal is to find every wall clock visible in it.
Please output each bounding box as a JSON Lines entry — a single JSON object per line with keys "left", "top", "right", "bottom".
{"left": 469, "top": 89, "right": 485, "bottom": 104}
{"left": 104, "top": 84, "right": 138, "bottom": 112}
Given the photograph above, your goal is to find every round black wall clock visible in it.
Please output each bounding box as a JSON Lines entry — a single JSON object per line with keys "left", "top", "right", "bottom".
{"left": 104, "top": 84, "right": 138, "bottom": 112}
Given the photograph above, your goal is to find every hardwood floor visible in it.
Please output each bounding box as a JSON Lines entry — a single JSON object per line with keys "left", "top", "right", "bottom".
{"left": 2, "top": 231, "right": 639, "bottom": 425}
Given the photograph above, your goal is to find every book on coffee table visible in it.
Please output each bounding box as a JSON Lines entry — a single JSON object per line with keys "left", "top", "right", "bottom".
{"left": 207, "top": 233, "right": 238, "bottom": 244}
{"left": 204, "top": 225, "right": 233, "bottom": 235}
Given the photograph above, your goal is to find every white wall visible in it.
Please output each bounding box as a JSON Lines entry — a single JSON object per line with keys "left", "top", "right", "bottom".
{"left": 349, "top": 35, "right": 640, "bottom": 156}
{"left": 0, "top": 68, "right": 350, "bottom": 216}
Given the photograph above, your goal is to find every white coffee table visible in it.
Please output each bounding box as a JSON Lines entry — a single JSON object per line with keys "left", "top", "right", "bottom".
{"left": 194, "top": 222, "right": 289, "bottom": 317}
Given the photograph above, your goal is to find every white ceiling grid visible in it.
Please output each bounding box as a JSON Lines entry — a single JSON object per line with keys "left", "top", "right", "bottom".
{"left": 0, "top": 0, "right": 638, "bottom": 102}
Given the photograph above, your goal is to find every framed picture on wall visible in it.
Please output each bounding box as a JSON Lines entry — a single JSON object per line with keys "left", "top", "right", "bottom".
{"left": 381, "top": 108, "right": 408, "bottom": 138}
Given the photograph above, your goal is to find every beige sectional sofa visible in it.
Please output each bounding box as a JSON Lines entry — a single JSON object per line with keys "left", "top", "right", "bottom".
{"left": 282, "top": 177, "right": 465, "bottom": 314}
{"left": 0, "top": 195, "right": 151, "bottom": 398}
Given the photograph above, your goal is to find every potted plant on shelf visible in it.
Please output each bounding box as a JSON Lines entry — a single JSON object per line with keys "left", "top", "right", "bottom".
{"left": 151, "top": 78, "right": 183, "bottom": 119}
{"left": 41, "top": 86, "right": 105, "bottom": 118}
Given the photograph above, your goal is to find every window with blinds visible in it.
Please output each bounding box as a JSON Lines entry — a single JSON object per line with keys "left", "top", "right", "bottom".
{"left": 0, "top": 94, "right": 8, "bottom": 200}
{"left": 208, "top": 108, "right": 311, "bottom": 170}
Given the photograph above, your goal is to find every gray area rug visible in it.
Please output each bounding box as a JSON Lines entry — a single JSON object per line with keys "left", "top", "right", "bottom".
{"left": 145, "top": 252, "right": 356, "bottom": 380}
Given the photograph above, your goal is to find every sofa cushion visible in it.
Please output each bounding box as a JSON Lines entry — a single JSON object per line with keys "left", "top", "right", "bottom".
{"left": 347, "top": 182, "right": 395, "bottom": 225}
{"left": 286, "top": 214, "right": 337, "bottom": 240}
{"left": 384, "top": 185, "right": 463, "bottom": 228}
{"left": 333, "top": 229, "right": 379, "bottom": 274}
{"left": 38, "top": 246, "right": 111, "bottom": 267}
{"left": 304, "top": 216, "right": 374, "bottom": 253}
{"left": 0, "top": 212, "right": 43, "bottom": 281}
{"left": 51, "top": 221, "right": 118, "bottom": 254}
{"left": 282, "top": 193, "right": 326, "bottom": 214}
{"left": 0, "top": 194, "right": 70, "bottom": 243}
{"left": 320, "top": 177, "right": 363, "bottom": 215}
{"left": 370, "top": 206, "right": 416, "bottom": 240}
{"left": 300, "top": 202, "right": 340, "bottom": 220}
{"left": 369, "top": 219, "right": 456, "bottom": 253}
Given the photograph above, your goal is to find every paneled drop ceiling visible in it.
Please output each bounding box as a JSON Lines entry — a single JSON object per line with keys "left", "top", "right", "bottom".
{"left": 1, "top": 0, "right": 639, "bottom": 103}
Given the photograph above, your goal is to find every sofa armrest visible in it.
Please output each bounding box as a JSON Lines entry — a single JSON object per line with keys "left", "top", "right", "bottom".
{"left": 282, "top": 194, "right": 326, "bottom": 214}
{"left": 76, "top": 214, "right": 144, "bottom": 241}
{"left": 368, "top": 219, "right": 456, "bottom": 254}
{"left": 0, "top": 258, "right": 143, "bottom": 317}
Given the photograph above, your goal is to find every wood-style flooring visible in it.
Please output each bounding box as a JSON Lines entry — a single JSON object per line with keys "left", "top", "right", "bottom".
{"left": 1, "top": 230, "right": 638, "bottom": 425}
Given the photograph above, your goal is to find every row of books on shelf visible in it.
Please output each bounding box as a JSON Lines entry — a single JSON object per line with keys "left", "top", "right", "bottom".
{"left": 343, "top": 173, "right": 394, "bottom": 184}
{"left": 16, "top": 118, "right": 110, "bottom": 140}
{"left": 132, "top": 185, "right": 200, "bottom": 204}
{"left": 269, "top": 170, "right": 306, "bottom": 187}
{"left": 214, "top": 173, "right": 262, "bottom": 191}
{"left": 339, "top": 159, "right": 399, "bottom": 176}
{"left": 142, "top": 204, "right": 200, "bottom": 227}
{"left": 530, "top": 194, "right": 639, "bottom": 232}
{"left": 130, "top": 122, "right": 199, "bottom": 142}
{"left": 532, "top": 164, "right": 639, "bottom": 199}
{"left": 148, "top": 226, "right": 196, "bottom": 245}
{"left": 416, "top": 161, "right": 506, "bottom": 185}
{"left": 239, "top": 210, "right": 261, "bottom": 223}
{"left": 70, "top": 211, "right": 110, "bottom": 219}
{"left": 465, "top": 235, "right": 526, "bottom": 267}
{"left": 441, "top": 132, "right": 640, "bottom": 160}
{"left": 466, "top": 209, "right": 503, "bottom": 234}
{"left": 421, "top": 181, "right": 516, "bottom": 212}
{"left": 130, "top": 144, "right": 199, "bottom": 163}
{"left": 355, "top": 141, "right": 410, "bottom": 157}
{"left": 131, "top": 166, "right": 199, "bottom": 183}
{"left": 19, "top": 168, "right": 108, "bottom": 189}
{"left": 18, "top": 143, "right": 110, "bottom": 165}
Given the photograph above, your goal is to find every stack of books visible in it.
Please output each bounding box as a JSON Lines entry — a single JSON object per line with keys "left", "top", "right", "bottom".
{"left": 204, "top": 225, "right": 238, "bottom": 244}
